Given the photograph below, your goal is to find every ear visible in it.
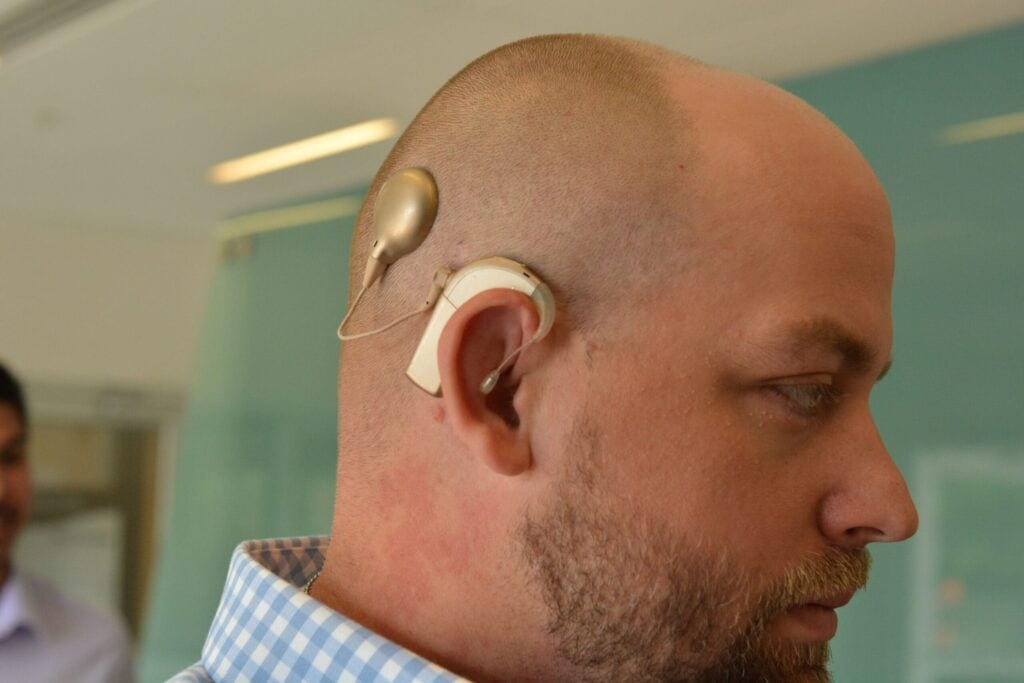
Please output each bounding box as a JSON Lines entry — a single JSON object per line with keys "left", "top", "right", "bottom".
{"left": 437, "top": 288, "right": 540, "bottom": 476}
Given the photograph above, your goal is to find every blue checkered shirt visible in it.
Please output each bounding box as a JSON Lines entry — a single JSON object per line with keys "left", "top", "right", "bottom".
{"left": 168, "top": 537, "right": 467, "bottom": 682}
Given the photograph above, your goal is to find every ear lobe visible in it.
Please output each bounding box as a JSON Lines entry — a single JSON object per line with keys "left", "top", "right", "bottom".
{"left": 436, "top": 289, "right": 539, "bottom": 476}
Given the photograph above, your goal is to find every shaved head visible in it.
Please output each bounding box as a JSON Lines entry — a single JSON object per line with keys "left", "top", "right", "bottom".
{"left": 320, "top": 33, "right": 917, "bottom": 683}
{"left": 347, "top": 34, "right": 692, "bottom": 315}
{"left": 339, "top": 35, "right": 712, "bottom": 461}
{"left": 342, "top": 36, "right": 697, "bottom": 383}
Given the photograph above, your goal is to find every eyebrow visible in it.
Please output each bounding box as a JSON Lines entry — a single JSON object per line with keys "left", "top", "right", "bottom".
{"left": 778, "top": 318, "right": 891, "bottom": 381}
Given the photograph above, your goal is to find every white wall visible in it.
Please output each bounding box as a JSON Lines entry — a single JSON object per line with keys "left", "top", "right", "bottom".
{"left": 0, "top": 224, "right": 215, "bottom": 393}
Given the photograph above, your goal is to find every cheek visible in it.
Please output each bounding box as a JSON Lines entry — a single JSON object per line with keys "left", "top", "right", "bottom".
{"left": 582, "top": 361, "right": 730, "bottom": 531}
{"left": 589, "top": 367, "right": 816, "bottom": 572}
{"left": 6, "top": 470, "right": 31, "bottom": 510}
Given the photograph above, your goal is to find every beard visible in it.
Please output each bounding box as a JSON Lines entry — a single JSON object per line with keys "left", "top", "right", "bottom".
{"left": 517, "top": 416, "right": 870, "bottom": 683}
{"left": 0, "top": 502, "right": 22, "bottom": 558}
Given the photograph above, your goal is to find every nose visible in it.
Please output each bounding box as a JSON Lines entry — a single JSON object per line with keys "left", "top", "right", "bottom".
{"left": 818, "top": 412, "right": 919, "bottom": 549}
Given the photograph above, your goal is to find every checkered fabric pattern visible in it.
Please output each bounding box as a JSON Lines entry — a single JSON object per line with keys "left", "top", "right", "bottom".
{"left": 167, "top": 536, "right": 467, "bottom": 683}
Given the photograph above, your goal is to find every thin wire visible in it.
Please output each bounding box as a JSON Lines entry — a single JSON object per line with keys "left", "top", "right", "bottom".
{"left": 338, "top": 265, "right": 452, "bottom": 342}
{"left": 338, "top": 302, "right": 436, "bottom": 341}
{"left": 336, "top": 283, "right": 440, "bottom": 342}
{"left": 335, "top": 285, "right": 369, "bottom": 340}
{"left": 480, "top": 339, "right": 533, "bottom": 394}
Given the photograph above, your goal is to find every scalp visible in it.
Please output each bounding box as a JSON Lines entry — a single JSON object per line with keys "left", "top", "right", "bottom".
{"left": 341, "top": 35, "right": 701, "bottom": 408}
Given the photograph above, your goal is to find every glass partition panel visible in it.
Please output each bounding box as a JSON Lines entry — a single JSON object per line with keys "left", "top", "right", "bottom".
{"left": 138, "top": 190, "right": 362, "bottom": 680}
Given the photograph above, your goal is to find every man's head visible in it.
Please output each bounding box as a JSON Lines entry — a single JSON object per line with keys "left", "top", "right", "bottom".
{"left": 325, "top": 34, "right": 918, "bottom": 682}
{"left": 0, "top": 363, "right": 30, "bottom": 580}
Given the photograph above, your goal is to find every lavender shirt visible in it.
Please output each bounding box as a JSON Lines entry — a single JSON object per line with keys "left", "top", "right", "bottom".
{"left": 0, "top": 569, "right": 133, "bottom": 683}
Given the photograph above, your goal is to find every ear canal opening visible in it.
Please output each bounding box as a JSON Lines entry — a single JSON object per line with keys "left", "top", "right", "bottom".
{"left": 485, "top": 377, "right": 520, "bottom": 430}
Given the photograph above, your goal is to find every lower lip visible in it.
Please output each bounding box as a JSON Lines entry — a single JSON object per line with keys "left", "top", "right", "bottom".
{"left": 777, "top": 604, "right": 838, "bottom": 641}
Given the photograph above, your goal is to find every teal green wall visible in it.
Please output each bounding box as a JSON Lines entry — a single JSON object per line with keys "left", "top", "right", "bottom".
{"left": 138, "top": 194, "right": 360, "bottom": 681}
{"left": 781, "top": 22, "right": 1024, "bottom": 682}
{"left": 141, "top": 22, "right": 1024, "bottom": 683}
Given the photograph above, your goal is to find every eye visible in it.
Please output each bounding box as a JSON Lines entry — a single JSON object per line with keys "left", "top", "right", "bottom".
{"left": 0, "top": 448, "right": 25, "bottom": 466}
{"left": 767, "top": 383, "right": 841, "bottom": 417}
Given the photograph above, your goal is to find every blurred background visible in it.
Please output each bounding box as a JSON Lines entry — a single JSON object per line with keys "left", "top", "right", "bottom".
{"left": 1, "top": 1, "right": 1022, "bottom": 681}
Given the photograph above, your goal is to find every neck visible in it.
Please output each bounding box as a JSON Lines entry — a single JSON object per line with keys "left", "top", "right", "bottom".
{"left": 314, "top": 504, "right": 480, "bottom": 677}
{"left": 312, "top": 452, "right": 555, "bottom": 682}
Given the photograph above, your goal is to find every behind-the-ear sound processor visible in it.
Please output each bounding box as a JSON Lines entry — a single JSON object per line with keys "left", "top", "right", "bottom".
{"left": 337, "top": 167, "right": 556, "bottom": 396}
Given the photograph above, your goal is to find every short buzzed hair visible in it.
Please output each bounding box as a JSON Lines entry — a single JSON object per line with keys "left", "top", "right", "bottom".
{"left": 345, "top": 34, "right": 700, "bottom": 339}
{"left": 337, "top": 35, "right": 709, "bottom": 451}
{"left": 0, "top": 362, "right": 26, "bottom": 429}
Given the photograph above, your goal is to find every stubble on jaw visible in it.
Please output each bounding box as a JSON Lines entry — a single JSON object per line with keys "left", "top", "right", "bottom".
{"left": 517, "top": 414, "right": 870, "bottom": 683}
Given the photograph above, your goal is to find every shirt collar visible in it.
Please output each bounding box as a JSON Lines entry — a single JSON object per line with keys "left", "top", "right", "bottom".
{"left": 0, "top": 569, "right": 46, "bottom": 642}
{"left": 201, "top": 536, "right": 466, "bottom": 682}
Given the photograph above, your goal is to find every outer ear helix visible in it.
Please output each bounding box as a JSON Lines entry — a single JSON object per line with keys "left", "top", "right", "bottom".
{"left": 435, "top": 289, "right": 537, "bottom": 476}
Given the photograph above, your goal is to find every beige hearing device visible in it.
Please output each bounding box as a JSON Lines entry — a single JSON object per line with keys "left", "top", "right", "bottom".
{"left": 338, "top": 167, "right": 556, "bottom": 396}
{"left": 357, "top": 167, "right": 438, "bottom": 292}
{"left": 405, "top": 257, "right": 555, "bottom": 395}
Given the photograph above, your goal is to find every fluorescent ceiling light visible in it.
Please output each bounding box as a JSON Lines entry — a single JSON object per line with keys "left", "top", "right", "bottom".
{"left": 210, "top": 117, "right": 399, "bottom": 184}
{"left": 939, "top": 111, "right": 1024, "bottom": 145}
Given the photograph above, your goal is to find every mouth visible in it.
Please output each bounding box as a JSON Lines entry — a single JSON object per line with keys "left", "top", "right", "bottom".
{"left": 772, "top": 591, "right": 856, "bottom": 642}
{"left": 807, "top": 591, "right": 854, "bottom": 610}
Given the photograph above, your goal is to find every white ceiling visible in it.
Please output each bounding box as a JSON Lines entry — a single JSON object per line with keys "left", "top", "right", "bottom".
{"left": 2, "top": 0, "right": 1023, "bottom": 239}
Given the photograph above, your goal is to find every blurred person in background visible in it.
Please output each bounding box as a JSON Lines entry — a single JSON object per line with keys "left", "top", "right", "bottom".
{"left": 0, "top": 362, "right": 133, "bottom": 683}
{"left": 174, "top": 33, "right": 916, "bottom": 683}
